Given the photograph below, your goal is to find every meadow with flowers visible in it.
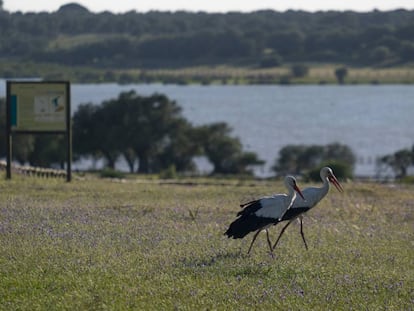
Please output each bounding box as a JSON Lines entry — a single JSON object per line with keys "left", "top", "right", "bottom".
{"left": 0, "top": 175, "right": 412, "bottom": 309}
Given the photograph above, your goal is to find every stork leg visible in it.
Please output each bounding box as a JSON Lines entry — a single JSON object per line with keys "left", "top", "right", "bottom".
{"left": 265, "top": 229, "right": 275, "bottom": 258}
{"left": 247, "top": 229, "right": 262, "bottom": 254}
{"left": 299, "top": 216, "right": 308, "bottom": 250}
{"left": 272, "top": 220, "right": 294, "bottom": 250}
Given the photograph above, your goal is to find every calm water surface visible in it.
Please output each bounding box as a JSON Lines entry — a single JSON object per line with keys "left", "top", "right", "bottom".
{"left": 2, "top": 81, "right": 413, "bottom": 177}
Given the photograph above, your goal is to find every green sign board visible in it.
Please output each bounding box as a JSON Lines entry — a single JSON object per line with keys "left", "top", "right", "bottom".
{"left": 6, "top": 81, "right": 72, "bottom": 181}
{"left": 8, "top": 81, "right": 70, "bottom": 132}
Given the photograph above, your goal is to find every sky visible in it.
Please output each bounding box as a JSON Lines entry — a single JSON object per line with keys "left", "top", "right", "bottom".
{"left": 3, "top": 0, "right": 414, "bottom": 14}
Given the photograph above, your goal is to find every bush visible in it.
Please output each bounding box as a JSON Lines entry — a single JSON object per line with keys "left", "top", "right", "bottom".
{"left": 306, "top": 160, "right": 353, "bottom": 182}
{"left": 259, "top": 54, "right": 282, "bottom": 68}
{"left": 273, "top": 142, "right": 356, "bottom": 177}
{"left": 335, "top": 67, "right": 348, "bottom": 84}
{"left": 279, "top": 75, "right": 291, "bottom": 85}
{"left": 159, "top": 165, "right": 177, "bottom": 179}
{"left": 400, "top": 175, "right": 414, "bottom": 184}
{"left": 291, "top": 64, "right": 309, "bottom": 78}
{"left": 99, "top": 168, "right": 126, "bottom": 179}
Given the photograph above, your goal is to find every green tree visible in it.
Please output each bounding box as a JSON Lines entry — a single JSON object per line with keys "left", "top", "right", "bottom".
{"left": 2, "top": 9, "right": 414, "bottom": 69}
{"left": 88, "top": 91, "right": 198, "bottom": 174}
{"left": 297, "top": 145, "right": 325, "bottom": 171}
{"left": 234, "top": 151, "right": 265, "bottom": 175}
{"left": 412, "top": 145, "right": 414, "bottom": 164}
{"left": 28, "top": 135, "right": 66, "bottom": 168}
{"left": 73, "top": 91, "right": 261, "bottom": 175}
{"left": 11, "top": 135, "right": 36, "bottom": 165}
{"left": 379, "top": 148, "right": 413, "bottom": 178}
{"left": 272, "top": 145, "right": 307, "bottom": 176}
{"left": 307, "top": 161, "right": 353, "bottom": 181}
{"left": 291, "top": 64, "right": 309, "bottom": 78}
{"left": 399, "top": 41, "right": 414, "bottom": 62}
{"left": 272, "top": 142, "right": 355, "bottom": 176}
{"left": 335, "top": 67, "right": 348, "bottom": 84}
{"left": 267, "top": 30, "right": 305, "bottom": 58}
{"left": 198, "top": 122, "right": 263, "bottom": 175}
{"left": 259, "top": 53, "right": 283, "bottom": 68}
{"left": 72, "top": 102, "right": 120, "bottom": 169}
{"left": 154, "top": 119, "right": 201, "bottom": 172}
{"left": 369, "top": 46, "right": 392, "bottom": 63}
{"left": 110, "top": 91, "right": 187, "bottom": 173}
{"left": 323, "top": 142, "right": 356, "bottom": 167}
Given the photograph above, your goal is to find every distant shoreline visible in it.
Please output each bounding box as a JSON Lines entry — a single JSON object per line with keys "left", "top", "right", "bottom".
{"left": 1, "top": 62, "right": 414, "bottom": 85}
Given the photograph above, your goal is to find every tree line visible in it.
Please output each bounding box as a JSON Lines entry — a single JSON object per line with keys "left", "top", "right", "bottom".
{"left": 0, "top": 4, "right": 414, "bottom": 72}
{"left": 0, "top": 93, "right": 264, "bottom": 176}
{"left": 1, "top": 92, "right": 413, "bottom": 180}
{"left": 72, "top": 91, "right": 265, "bottom": 175}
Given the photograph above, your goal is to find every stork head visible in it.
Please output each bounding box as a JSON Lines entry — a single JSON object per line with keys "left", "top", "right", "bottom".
{"left": 320, "top": 167, "right": 344, "bottom": 192}
{"left": 284, "top": 176, "right": 305, "bottom": 200}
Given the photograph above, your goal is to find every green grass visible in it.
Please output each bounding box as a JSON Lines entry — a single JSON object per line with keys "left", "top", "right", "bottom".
{"left": 0, "top": 175, "right": 413, "bottom": 310}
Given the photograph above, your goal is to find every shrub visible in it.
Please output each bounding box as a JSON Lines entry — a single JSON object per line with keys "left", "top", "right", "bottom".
{"left": 291, "top": 64, "right": 309, "bottom": 78}
{"left": 335, "top": 67, "right": 348, "bottom": 84}
{"left": 400, "top": 175, "right": 414, "bottom": 184}
{"left": 99, "top": 168, "right": 126, "bottom": 179}
{"left": 306, "top": 160, "right": 353, "bottom": 182}
{"left": 159, "top": 165, "right": 177, "bottom": 179}
{"left": 259, "top": 54, "right": 283, "bottom": 68}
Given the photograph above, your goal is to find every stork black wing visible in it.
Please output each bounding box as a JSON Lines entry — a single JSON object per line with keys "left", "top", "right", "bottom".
{"left": 281, "top": 207, "right": 311, "bottom": 221}
{"left": 237, "top": 199, "right": 262, "bottom": 217}
{"left": 224, "top": 214, "right": 276, "bottom": 239}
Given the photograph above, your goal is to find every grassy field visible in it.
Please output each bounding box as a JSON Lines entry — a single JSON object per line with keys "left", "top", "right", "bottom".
{"left": 0, "top": 175, "right": 413, "bottom": 310}
{"left": 2, "top": 61, "right": 414, "bottom": 85}
{"left": 145, "top": 64, "right": 414, "bottom": 85}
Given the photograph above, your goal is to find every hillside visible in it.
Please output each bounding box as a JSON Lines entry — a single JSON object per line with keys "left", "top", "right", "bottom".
{"left": 0, "top": 4, "right": 414, "bottom": 83}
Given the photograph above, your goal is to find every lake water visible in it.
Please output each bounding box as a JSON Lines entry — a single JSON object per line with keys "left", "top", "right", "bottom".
{"left": 2, "top": 81, "right": 413, "bottom": 177}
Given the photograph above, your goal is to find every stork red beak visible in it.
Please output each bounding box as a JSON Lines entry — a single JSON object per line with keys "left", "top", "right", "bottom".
{"left": 293, "top": 184, "right": 305, "bottom": 200}
{"left": 329, "top": 175, "right": 344, "bottom": 192}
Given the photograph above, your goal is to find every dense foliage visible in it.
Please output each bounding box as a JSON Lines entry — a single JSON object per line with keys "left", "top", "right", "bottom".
{"left": 0, "top": 94, "right": 263, "bottom": 175}
{"left": 377, "top": 145, "right": 414, "bottom": 179}
{"left": 71, "top": 92, "right": 264, "bottom": 175}
{"left": 2, "top": 95, "right": 412, "bottom": 177}
{"left": 1, "top": 4, "right": 414, "bottom": 71}
{"left": 272, "top": 143, "right": 356, "bottom": 179}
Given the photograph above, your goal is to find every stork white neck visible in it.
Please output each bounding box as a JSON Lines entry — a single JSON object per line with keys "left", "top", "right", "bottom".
{"left": 321, "top": 171, "right": 331, "bottom": 192}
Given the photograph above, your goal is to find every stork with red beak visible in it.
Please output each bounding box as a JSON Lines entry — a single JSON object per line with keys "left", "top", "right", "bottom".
{"left": 272, "top": 167, "right": 344, "bottom": 251}
{"left": 224, "top": 176, "right": 305, "bottom": 256}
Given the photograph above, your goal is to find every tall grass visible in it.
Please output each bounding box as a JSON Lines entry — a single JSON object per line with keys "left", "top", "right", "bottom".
{"left": 0, "top": 175, "right": 412, "bottom": 310}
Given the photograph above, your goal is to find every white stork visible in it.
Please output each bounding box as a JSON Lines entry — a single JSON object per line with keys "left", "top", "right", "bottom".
{"left": 224, "top": 176, "right": 305, "bottom": 256}
{"left": 272, "top": 167, "right": 344, "bottom": 251}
